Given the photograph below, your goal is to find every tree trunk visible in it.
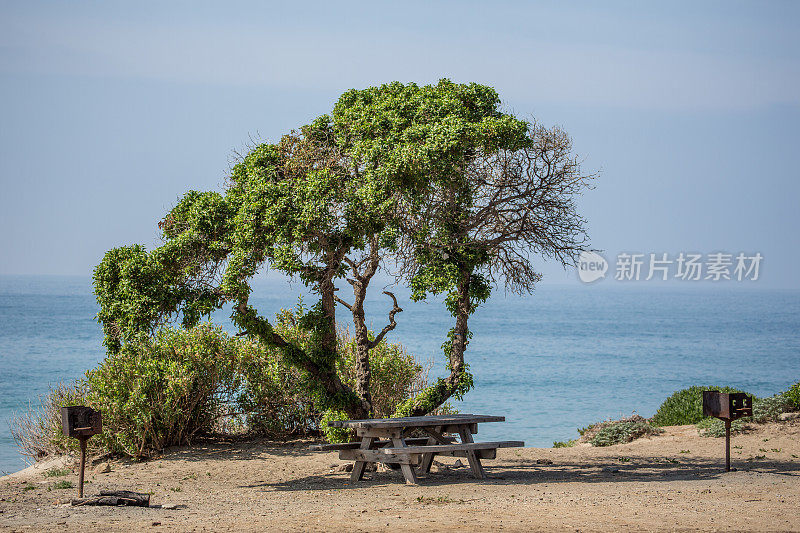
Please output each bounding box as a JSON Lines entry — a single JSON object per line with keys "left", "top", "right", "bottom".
{"left": 319, "top": 263, "right": 369, "bottom": 419}
{"left": 392, "top": 268, "right": 473, "bottom": 418}
{"left": 351, "top": 279, "right": 373, "bottom": 416}
{"left": 319, "top": 267, "right": 339, "bottom": 355}
{"left": 447, "top": 268, "right": 471, "bottom": 378}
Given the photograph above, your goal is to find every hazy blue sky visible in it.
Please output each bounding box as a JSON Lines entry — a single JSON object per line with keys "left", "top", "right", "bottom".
{"left": 1, "top": 1, "right": 798, "bottom": 287}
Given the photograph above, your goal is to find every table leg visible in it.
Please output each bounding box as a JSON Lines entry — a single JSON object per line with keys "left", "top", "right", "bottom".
{"left": 458, "top": 426, "right": 486, "bottom": 479}
{"left": 419, "top": 426, "right": 443, "bottom": 475}
{"left": 351, "top": 436, "right": 375, "bottom": 482}
{"left": 419, "top": 445, "right": 436, "bottom": 475}
{"left": 391, "top": 438, "right": 419, "bottom": 485}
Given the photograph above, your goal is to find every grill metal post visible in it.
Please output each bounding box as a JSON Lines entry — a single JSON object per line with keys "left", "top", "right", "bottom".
{"left": 78, "top": 436, "right": 88, "bottom": 498}
{"left": 702, "top": 391, "right": 752, "bottom": 473}
{"left": 725, "top": 419, "right": 731, "bottom": 472}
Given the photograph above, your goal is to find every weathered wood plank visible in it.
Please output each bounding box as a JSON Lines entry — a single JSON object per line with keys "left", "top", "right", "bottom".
{"left": 355, "top": 427, "right": 403, "bottom": 439}
{"left": 310, "top": 437, "right": 439, "bottom": 452}
{"left": 337, "top": 447, "right": 496, "bottom": 461}
{"left": 309, "top": 442, "right": 361, "bottom": 451}
{"left": 328, "top": 414, "right": 505, "bottom": 429}
{"left": 338, "top": 449, "right": 420, "bottom": 464}
{"left": 440, "top": 423, "right": 478, "bottom": 435}
{"left": 419, "top": 427, "right": 442, "bottom": 474}
{"left": 379, "top": 441, "right": 524, "bottom": 455}
{"left": 420, "top": 427, "right": 450, "bottom": 445}
{"left": 436, "top": 448, "right": 496, "bottom": 459}
{"left": 71, "top": 491, "right": 150, "bottom": 507}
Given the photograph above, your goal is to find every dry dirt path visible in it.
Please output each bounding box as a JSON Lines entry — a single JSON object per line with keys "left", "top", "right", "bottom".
{"left": 2, "top": 421, "right": 799, "bottom": 532}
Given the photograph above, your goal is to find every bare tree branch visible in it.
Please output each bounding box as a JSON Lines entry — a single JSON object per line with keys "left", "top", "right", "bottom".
{"left": 368, "top": 291, "right": 403, "bottom": 349}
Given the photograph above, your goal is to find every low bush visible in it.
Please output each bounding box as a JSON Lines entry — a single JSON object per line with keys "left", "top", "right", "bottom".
{"left": 552, "top": 439, "right": 577, "bottom": 448}
{"left": 319, "top": 408, "right": 352, "bottom": 444}
{"left": 752, "top": 394, "right": 789, "bottom": 422}
{"left": 650, "top": 385, "right": 746, "bottom": 427}
{"left": 696, "top": 416, "right": 746, "bottom": 437}
{"left": 785, "top": 381, "right": 800, "bottom": 411}
{"left": 14, "top": 326, "right": 241, "bottom": 460}
{"left": 15, "top": 306, "right": 442, "bottom": 459}
{"left": 235, "top": 340, "right": 318, "bottom": 439}
{"left": 86, "top": 325, "right": 241, "bottom": 457}
{"left": 581, "top": 415, "right": 663, "bottom": 447}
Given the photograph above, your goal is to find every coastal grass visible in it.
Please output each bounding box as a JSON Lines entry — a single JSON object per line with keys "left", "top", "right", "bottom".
{"left": 43, "top": 467, "right": 70, "bottom": 478}
{"left": 552, "top": 439, "right": 577, "bottom": 448}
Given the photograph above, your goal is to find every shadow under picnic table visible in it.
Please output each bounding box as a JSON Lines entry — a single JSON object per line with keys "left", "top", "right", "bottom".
{"left": 255, "top": 455, "right": 800, "bottom": 492}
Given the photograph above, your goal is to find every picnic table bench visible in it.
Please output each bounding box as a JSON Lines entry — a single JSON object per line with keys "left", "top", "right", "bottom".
{"left": 310, "top": 414, "right": 523, "bottom": 484}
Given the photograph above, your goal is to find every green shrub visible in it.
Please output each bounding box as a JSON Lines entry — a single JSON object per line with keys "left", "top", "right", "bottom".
{"left": 785, "top": 381, "right": 800, "bottom": 411}
{"left": 320, "top": 409, "right": 352, "bottom": 444}
{"left": 697, "top": 417, "right": 746, "bottom": 437}
{"left": 552, "top": 439, "right": 577, "bottom": 448}
{"left": 235, "top": 337, "right": 318, "bottom": 439}
{"left": 650, "top": 385, "right": 746, "bottom": 427}
{"left": 85, "top": 325, "right": 240, "bottom": 458}
{"left": 16, "top": 304, "right": 443, "bottom": 460}
{"left": 589, "top": 419, "right": 663, "bottom": 447}
{"left": 43, "top": 468, "right": 70, "bottom": 478}
{"left": 752, "top": 394, "right": 788, "bottom": 422}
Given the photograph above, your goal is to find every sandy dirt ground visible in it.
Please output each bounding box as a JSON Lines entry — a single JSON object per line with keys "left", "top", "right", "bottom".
{"left": 1, "top": 419, "right": 799, "bottom": 532}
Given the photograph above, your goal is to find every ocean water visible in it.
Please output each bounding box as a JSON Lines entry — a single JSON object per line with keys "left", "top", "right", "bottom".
{"left": 1, "top": 275, "right": 798, "bottom": 474}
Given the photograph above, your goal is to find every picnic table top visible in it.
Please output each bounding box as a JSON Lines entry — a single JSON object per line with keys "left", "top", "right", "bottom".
{"left": 328, "top": 413, "right": 505, "bottom": 429}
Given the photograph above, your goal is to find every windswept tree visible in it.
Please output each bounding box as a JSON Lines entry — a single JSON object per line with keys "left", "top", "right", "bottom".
{"left": 93, "top": 78, "right": 593, "bottom": 423}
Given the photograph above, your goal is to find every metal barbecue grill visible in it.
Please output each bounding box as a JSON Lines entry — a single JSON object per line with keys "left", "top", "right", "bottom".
{"left": 702, "top": 391, "right": 752, "bottom": 472}
{"left": 61, "top": 406, "right": 102, "bottom": 498}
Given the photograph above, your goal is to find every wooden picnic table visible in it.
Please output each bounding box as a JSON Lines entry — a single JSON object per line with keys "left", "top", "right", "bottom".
{"left": 312, "top": 414, "right": 524, "bottom": 485}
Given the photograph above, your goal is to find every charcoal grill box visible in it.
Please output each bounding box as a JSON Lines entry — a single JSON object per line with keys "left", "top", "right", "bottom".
{"left": 702, "top": 391, "right": 753, "bottom": 421}
{"left": 60, "top": 406, "right": 102, "bottom": 438}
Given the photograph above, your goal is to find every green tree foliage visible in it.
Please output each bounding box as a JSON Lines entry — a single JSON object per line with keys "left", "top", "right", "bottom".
{"left": 94, "top": 126, "right": 387, "bottom": 418}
